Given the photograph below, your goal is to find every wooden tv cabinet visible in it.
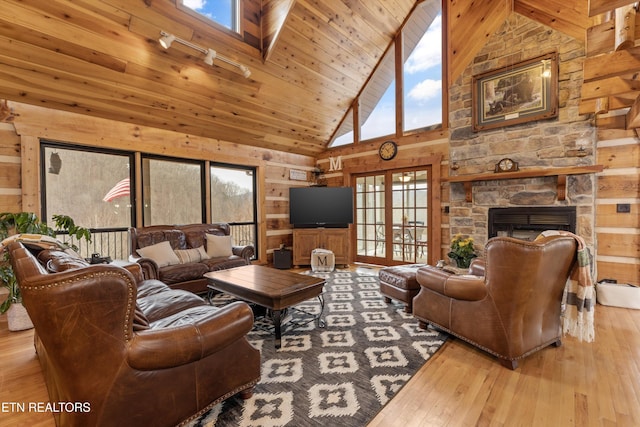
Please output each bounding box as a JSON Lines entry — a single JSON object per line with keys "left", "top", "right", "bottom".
{"left": 293, "top": 228, "right": 350, "bottom": 267}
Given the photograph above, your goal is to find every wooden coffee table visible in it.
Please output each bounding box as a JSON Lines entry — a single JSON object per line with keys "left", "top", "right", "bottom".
{"left": 204, "top": 265, "right": 326, "bottom": 348}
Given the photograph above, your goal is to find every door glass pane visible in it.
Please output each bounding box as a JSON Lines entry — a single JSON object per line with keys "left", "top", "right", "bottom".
{"left": 355, "top": 175, "right": 385, "bottom": 258}
{"left": 392, "top": 170, "right": 429, "bottom": 263}
{"left": 142, "top": 157, "right": 203, "bottom": 225}
{"left": 356, "top": 169, "right": 428, "bottom": 265}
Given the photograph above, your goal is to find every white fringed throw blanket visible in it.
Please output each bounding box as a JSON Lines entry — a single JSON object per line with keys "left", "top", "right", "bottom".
{"left": 540, "top": 230, "right": 595, "bottom": 342}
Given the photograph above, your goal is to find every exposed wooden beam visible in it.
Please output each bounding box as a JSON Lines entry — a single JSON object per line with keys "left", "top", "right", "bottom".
{"left": 615, "top": 4, "right": 636, "bottom": 50}
{"left": 579, "top": 95, "right": 634, "bottom": 115}
{"left": 262, "top": 0, "right": 295, "bottom": 62}
{"left": 583, "top": 46, "right": 640, "bottom": 82}
{"left": 626, "top": 95, "right": 640, "bottom": 128}
{"left": 589, "top": 0, "right": 638, "bottom": 17}
{"left": 586, "top": 19, "right": 616, "bottom": 57}
{"left": 582, "top": 74, "right": 640, "bottom": 102}
{"left": 515, "top": 0, "right": 590, "bottom": 41}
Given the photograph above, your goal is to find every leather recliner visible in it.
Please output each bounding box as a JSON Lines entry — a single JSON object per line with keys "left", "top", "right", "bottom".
{"left": 413, "top": 235, "right": 577, "bottom": 369}
{"left": 8, "top": 241, "right": 260, "bottom": 426}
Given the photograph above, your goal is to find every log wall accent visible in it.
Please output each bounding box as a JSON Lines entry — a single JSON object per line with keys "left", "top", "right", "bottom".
{"left": 595, "top": 117, "right": 640, "bottom": 285}
{"left": 0, "top": 122, "right": 20, "bottom": 212}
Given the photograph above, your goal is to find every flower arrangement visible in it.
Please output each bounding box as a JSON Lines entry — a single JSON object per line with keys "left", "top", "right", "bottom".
{"left": 447, "top": 234, "right": 477, "bottom": 268}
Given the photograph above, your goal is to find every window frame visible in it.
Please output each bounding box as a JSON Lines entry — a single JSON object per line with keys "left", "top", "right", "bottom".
{"left": 140, "top": 153, "right": 207, "bottom": 226}
{"left": 40, "top": 140, "right": 136, "bottom": 230}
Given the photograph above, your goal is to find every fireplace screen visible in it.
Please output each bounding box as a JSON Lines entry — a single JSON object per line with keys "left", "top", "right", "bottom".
{"left": 488, "top": 207, "right": 576, "bottom": 241}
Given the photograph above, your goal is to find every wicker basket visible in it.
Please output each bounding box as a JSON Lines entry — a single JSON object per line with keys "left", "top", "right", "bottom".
{"left": 6, "top": 303, "right": 34, "bottom": 331}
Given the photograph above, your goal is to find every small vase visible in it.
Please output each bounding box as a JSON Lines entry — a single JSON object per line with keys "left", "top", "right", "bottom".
{"left": 6, "top": 303, "right": 34, "bottom": 331}
{"left": 452, "top": 257, "right": 472, "bottom": 269}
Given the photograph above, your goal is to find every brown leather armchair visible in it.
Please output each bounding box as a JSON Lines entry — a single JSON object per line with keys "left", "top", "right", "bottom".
{"left": 413, "top": 235, "right": 577, "bottom": 369}
{"left": 8, "top": 241, "right": 260, "bottom": 426}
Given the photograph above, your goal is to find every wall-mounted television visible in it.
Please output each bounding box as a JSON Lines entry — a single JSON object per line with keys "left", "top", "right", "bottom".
{"left": 289, "top": 186, "right": 354, "bottom": 228}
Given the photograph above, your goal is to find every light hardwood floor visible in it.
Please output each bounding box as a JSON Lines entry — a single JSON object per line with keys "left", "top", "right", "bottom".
{"left": 1, "top": 296, "right": 639, "bottom": 426}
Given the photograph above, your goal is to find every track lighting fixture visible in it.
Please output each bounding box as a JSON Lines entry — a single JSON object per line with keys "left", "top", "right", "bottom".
{"left": 158, "top": 31, "right": 251, "bottom": 78}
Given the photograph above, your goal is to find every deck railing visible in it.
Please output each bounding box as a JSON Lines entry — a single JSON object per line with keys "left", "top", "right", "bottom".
{"left": 57, "top": 224, "right": 257, "bottom": 261}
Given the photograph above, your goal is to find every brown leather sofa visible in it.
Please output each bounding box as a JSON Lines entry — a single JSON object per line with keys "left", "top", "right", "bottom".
{"left": 129, "top": 223, "right": 254, "bottom": 294}
{"left": 413, "top": 235, "right": 577, "bottom": 369}
{"left": 9, "top": 241, "right": 260, "bottom": 427}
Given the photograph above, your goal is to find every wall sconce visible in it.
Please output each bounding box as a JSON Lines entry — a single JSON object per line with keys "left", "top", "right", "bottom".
{"left": 159, "top": 31, "right": 251, "bottom": 78}
{"left": 48, "top": 152, "right": 61, "bottom": 175}
{"left": 450, "top": 161, "right": 459, "bottom": 171}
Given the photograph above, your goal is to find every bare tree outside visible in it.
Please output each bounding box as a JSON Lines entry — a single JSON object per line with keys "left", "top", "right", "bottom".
{"left": 142, "top": 157, "right": 203, "bottom": 225}
{"left": 211, "top": 165, "right": 256, "bottom": 247}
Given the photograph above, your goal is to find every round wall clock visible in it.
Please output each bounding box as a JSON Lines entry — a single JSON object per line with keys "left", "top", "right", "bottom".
{"left": 495, "top": 158, "right": 519, "bottom": 173}
{"left": 379, "top": 140, "right": 398, "bottom": 161}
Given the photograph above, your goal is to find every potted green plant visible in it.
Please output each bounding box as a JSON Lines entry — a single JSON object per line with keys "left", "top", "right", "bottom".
{"left": 447, "top": 234, "right": 478, "bottom": 269}
{"left": 0, "top": 212, "right": 91, "bottom": 331}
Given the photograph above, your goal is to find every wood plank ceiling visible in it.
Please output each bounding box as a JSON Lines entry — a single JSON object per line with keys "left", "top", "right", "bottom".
{"left": 0, "top": 0, "right": 604, "bottom": 156}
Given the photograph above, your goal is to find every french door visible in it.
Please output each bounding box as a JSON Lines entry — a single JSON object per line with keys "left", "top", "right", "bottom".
{"left": 354, "top": 168, "right": 431, "bottom": 265}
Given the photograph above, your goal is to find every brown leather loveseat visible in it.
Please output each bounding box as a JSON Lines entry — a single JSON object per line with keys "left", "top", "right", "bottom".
{"left": 8, "top": 241, "right": 260, "bottom": 427}
{"left": 129, "top": 223, "right": 254, "bottom": 294}
{"left": 413, "top": 235, "right": 577, "bottom": 369}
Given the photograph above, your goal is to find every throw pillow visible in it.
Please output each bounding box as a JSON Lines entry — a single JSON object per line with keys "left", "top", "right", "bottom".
{"left": 174, "top": 246, "right": 208, "bottom": 264}
{"left": 206, "top": 234, "right": 233, "bottom": 258}
{"left": 136, "top": 241, "right": 180, "bottom": 267}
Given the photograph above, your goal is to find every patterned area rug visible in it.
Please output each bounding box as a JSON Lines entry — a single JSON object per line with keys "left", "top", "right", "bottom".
{"left": 189, "top": 268, "right": 447, "bottom": 427}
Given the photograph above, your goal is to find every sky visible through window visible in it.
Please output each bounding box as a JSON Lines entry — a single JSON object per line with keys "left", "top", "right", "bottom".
{"left": 369, "top": 15, "right": 442, "bottom": 136}
{"left": 182, "top": 0, "right": 234, "bottom": 30}
{"left": 334, "top": 14, "right": 442, "bottom": 145}
{"left": 403, "top": 14, "right": 443, "bottom": 131}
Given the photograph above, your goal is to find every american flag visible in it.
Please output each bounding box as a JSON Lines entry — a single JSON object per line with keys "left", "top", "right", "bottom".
{"left": 102, "top": 178, "right": 130, "bottom": 202}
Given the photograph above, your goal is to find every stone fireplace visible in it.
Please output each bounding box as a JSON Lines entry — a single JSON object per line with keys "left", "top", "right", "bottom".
{"left": 446, "top": 14, "right": 597, "bottom": 256}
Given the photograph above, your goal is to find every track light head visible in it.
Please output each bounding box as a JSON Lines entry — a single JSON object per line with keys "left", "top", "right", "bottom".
{"left": 204, "top": 48, "right": 217, "bottom": 66}
{"left": 239, "top": 64, "right": 251, "bottom": 79}
{"left": 159, "top": 32, "right": 175, "bottom": 49}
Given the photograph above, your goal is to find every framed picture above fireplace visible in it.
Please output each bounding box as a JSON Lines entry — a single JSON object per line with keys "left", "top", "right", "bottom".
{"left": 472, "top": 52, "right": 558, "bottom": 131}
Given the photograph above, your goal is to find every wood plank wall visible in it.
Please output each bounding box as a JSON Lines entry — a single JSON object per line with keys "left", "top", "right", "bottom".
{"left": 595, "top": 113, "right": 640, "bottom": 285}
{"left": 1, "top": 102, "right": 315, "bottom": 264}
{"left": 0, "top": 122, "right": 21, "bottom": 212}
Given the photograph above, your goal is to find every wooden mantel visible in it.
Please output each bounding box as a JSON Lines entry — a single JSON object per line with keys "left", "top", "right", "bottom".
{"left": 444, "top": 165, "right": 604, "bottom": 202}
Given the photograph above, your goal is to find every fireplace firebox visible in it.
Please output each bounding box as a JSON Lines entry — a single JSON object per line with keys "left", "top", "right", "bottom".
{"left": 488, "top": 207, "right": 576, "bottom": 241}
